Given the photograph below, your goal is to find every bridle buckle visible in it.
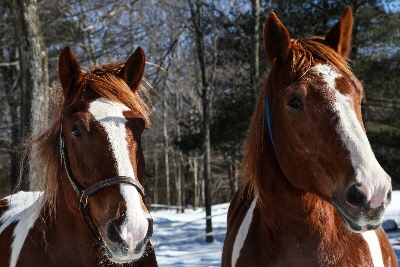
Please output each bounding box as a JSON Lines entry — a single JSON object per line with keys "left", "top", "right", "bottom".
{"left": 80, "top": 190, "right": 89, "bottom": 208}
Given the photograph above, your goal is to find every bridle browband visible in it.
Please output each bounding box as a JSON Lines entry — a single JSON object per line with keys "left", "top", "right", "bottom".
{"left": 59, "top": 117, "right": 153, "bottom": 251}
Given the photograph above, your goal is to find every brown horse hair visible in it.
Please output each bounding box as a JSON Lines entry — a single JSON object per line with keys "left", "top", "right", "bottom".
{"left": 240, "top": 36, "right": 354, "bottom": 201}
{"left": 27, "top": 62, "right": 151, "bottom": 219}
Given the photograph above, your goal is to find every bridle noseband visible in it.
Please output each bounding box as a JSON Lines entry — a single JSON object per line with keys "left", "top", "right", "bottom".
{"left": 59, "top": 122, "right": 152, "bottom": 249}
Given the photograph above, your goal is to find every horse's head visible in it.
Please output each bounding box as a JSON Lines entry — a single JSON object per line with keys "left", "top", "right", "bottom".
{"left": 58, "top": 46, "right": 152, "bottom": 263}
{"left": 263, "top": 7, "right": 391, "bottom": 232}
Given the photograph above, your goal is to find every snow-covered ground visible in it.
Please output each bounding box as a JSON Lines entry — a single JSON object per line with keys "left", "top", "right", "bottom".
{"left": 383, "top": 190, "right": 400, "bottom": 265}
{"left": 151, "top": 192, "right": 400, "bottom": 266}
{"left": 151, "top": 203, "right": 228, "bottom": 266}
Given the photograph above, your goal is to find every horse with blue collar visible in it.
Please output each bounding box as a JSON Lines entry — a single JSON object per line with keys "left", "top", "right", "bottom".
{"left": 222, "top": 7, "right": 397, "bottom": 267}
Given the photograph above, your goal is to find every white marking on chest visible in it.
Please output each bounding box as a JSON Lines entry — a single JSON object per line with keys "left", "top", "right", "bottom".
{"left": 361, "top": 231, "right": 384, "bottom": 267}
{"left": 0, "top": 191, "right": 43, "bottom": 267}
{"left": 231, "top": 198, "right": 257, "bottom": 267}
{"left": 89, "top": 98, "right": 149, "bottom": 257}
{"left": 314, "top": 64, "right": 390, "bottom": 208}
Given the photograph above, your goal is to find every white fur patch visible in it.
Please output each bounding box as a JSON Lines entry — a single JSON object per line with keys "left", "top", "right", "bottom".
{"left": 314, "top": 64, "right": 390, "bottom": 208}
{"left": 89, "top": 98, "right": 149, "bottom": 260}
{"left": 88, "top": 98, "right": 135, "bottom": 179}
{"left": 314, "top": 64, "right": 341, "bottom": 90}
{"left": 231, "top": 198, "right": 257, "bottom": 267}
{"left": 361, "top": 231, "right": 384, "bottom": 267}
{"left": 0, "top": 191, "right": 44, "bottom": 267}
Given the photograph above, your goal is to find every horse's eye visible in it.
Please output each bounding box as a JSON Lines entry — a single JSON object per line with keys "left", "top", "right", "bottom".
{"left": 71, "top": 127, "right": 84, "bottom": 139}
{"left": 288, "top": 97, "right": 303, "bottom": 110}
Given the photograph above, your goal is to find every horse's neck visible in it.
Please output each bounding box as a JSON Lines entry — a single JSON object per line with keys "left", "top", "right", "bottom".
{"left": 46, "top": 178, "right": 100, "bottom": 262}
{"left": 258, "top": 148, "right": 340, "bottom": 237}
{"left": 55, "top": 178, "right": 93, "bottom": 241}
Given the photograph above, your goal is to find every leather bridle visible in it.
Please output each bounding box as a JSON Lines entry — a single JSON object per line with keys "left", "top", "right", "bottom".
{"left": 59, "top": 121, "right": 153, "bottom": 250}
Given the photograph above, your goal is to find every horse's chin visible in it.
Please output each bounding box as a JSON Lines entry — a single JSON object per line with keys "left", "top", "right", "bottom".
{"left": 332, "top": 202, "right": 383, "bottom": 233}
{"left": 108, "top": 252, "right": 144, "bottom": 264}
{"left": 105, "top": 241, "right": 147, "bottom": 264}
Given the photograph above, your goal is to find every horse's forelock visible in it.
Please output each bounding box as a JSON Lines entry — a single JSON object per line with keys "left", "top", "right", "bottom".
{"left": 84, "top": 67, "right": 151, "bottom": 127}
{"left": 290, "top": 37, "right": 354, "bottom": 80}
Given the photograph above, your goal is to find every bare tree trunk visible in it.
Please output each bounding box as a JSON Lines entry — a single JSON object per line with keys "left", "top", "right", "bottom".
{"left": 193, "top": 157, "right": 199, "bottom": 210}
{"left": 189, "top": 156, "right": 199, "bottom": 210}
{"left": 153, "top": 145, "right": 159, "bottom": 206}
{"left": 234, "top": 158, "right": 239, "bottom": 192}
{"left": 77, "top": 1, "right": 99, "bottom": 67}
{"left": 251, "top": 0, "right": 260, "bottom": 100}
{"left": 1, "top": 45, "right": 20, "bottom": 191}
{"left": 176, "top": 124, "right": 184, "bottom": 213}
{"left": 87, "top": 33, "right": 99, "bottom": 66}
{"left": 200, "top": 168, "right": 204, "bottom": 209}
{"left": 172, "top": 150, "right": 181, "bottom": 212}
{"left": 163, "top": 99, "right": 171, "bottom": 207}
{"left": 227, "top": 160, "right": 236, "bottom": 199}
{"left": 188, "top": 0, "right": 213, "bottom": 243}
{"left": 6, "top": 0, "right": 49, "bottom": 190}
{"left": 177, "top": 91, "right": 186, "bottom": 213}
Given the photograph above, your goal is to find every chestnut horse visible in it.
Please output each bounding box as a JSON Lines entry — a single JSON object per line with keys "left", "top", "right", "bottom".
{"left": 222, "top": 7, "right": 397, "bottom": 267}
{"left": 0, "top": 47, "right": 158, "bottom": 266}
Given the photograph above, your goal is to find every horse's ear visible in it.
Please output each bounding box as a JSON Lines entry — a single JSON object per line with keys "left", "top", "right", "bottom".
{"left": 58, "top": 46, "right": 82, "bottom": 97}
{"left": 121, "top": 47, "right": 145, "bottom": 91}
{"left": 325, "top": 7, "right": 353, "bottom": 57}
{"left": 263, "top": 12, "right": 291, "bottom": 64}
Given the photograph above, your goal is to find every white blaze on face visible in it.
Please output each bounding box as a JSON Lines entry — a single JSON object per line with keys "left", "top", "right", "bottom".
{"left": 89, "top": 98, "right": 149, "bottom": 259}
{"left": 232, "top": 198, "right": 257, "bottom": 267}
{"left": 314, "top": 64, "right": 391, "bottom": 209}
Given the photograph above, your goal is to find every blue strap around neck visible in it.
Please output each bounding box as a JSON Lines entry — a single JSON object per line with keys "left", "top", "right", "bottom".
{"left": 265, "top": 94, "right": 274, "bottom": 146}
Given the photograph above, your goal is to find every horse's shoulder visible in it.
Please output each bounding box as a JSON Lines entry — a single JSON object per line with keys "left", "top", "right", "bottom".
{"left": 227, "top": 185, "right": 255, "bottom": 225}
{"left": 0, "top": 198, "right": 10, "bottom": 218}
{"left": 0, "top": 191, "right": 44, "bottom": 226}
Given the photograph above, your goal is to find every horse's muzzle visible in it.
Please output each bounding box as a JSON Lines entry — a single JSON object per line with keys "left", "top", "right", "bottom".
{"left": 105, "top": 217, "right": 153, "bottom": 263}
{"left": 333, "top": 183, "right": 392, "bottom": 233}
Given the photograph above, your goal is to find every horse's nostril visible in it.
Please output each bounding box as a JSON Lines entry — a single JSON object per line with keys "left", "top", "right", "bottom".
{"left": 386, "top": 189, "right": 392, "bottom": 205}
{"left": 107, "top": 220, "right": 119, "bottom": 243}
{"left": 346, "top": 184, "right": 367, "bottom": 209}
{"left": 107, "top": 220, "right": 129, "bottom": 254}
{"left": 133, "top": 218, "right": 153, "bottom": 254}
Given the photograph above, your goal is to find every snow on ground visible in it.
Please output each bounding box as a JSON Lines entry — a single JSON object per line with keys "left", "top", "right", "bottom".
{"left": 151, "top": 203, "right": 228, "bottom": 267}
{"left": 151, "top": 192, "right": 400, "bottom": 267}
{"left": 384, "top": 190, "right": 400, "bottom": 265}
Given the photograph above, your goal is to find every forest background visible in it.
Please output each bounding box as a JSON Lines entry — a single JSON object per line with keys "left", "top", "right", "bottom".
{"left": 1, "top": 0, "right": 400, "bottom": 213}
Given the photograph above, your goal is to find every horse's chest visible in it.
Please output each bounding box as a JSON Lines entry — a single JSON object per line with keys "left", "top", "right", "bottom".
{"left": 232, "top": 214, "right": 379, "bottom": 267}
{"left": 235, "top": 229, "right": 371, "bottom": 267}
{"left": 234, "top": 227, "right": 323, "bottom": 267}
